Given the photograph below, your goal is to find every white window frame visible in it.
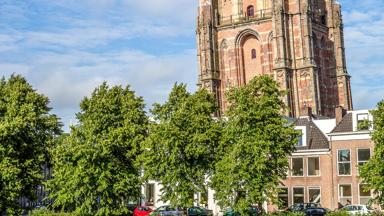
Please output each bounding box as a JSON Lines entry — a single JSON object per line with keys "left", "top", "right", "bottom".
{"left": 292, "top": 186, "right": 305, "bottom": 205}
{"left": 307, "top": 157, "right": 321, "bottom": 177}
{"left": 356, "top": 148, "right": 371, "bottom": 175}
{"left": 307, "top": 186, "right": 321, "bottom": 204}
{"left": 352, "top": 110, "right": 372, "bottom": 131}
{"left": 295, "top": 126, "right": 307, "bottom": 147}
{"left": 358, "top": 183, "right": 372, "bottom": 205}
{"left": 338, "top": 184, "right": 353, "bottom": 204}
{"left": 291, "top": 157, "right": 305, "bottom": 177}
{"left": 337, "top": 149, "right": 352, "bottom": 176}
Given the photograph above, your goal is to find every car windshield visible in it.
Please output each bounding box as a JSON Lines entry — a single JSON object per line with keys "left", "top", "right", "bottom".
{"left": 343, "top": 205, "right": 360, "bottom": 211}
{"left": 291, "top": 203, "right": 304, "bottom": 211}
{"left": 167, "top": 206, "right": 176, "bottom": 211}
{"left": 306, "top": 203, "right": 320, "bottom": 208}
{"left": 156, "top": 206, "right": 166, "bottom": 211}
{"left": 190, "top": 207, "right": 204, "bottom": 213}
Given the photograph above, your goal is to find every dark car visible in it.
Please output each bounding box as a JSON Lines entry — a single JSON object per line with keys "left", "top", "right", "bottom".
{"left": 287, "top": 203, "right": 321, "bottom": 212}
{"left": 304, "top": 207, "right": 330, "bottom": 216}
{"left": 223, "top": 206, "right": 261, "bottom": 216}
{"left": 187, "top": 206, "right": 213, "bottom": 216}
{"left": 287, "top": 203, "right": 329, "bottom": 216}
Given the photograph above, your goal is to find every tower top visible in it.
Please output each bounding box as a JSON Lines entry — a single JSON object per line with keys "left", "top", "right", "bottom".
{"left": 199, "top": 0, "right": 211, "bottom": 6}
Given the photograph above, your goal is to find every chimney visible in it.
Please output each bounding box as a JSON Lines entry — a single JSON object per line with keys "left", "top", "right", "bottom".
{"left": 335, "top": 106, "right": 346, "bottom": 124}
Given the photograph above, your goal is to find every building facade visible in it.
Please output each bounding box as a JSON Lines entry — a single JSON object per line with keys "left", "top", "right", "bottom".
{"left": 197, "top": 0, "right": 353, "bottom": 118}
{"left": 269, "top": 108, "right": 374, "bottom": 213}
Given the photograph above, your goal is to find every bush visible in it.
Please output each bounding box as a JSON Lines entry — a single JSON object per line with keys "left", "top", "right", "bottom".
{"left": 325, "top": 211, "right": 384, "bottom": 216}
{"left": 264, "top": 212, "right": 305, "bottom": 216}
{"left": 29, "top": 209, "right": 76, "bottom": 216}
{"left": 325, "top": 211, "right": 350, "bottom": 216}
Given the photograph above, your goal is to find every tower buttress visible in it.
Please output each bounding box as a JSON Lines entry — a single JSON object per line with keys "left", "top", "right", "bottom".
{"left": 197, "top": 0, "right": 221, "bottom": 115}
{"left": 332, "top": 2, "right": 353, "bottom": 110}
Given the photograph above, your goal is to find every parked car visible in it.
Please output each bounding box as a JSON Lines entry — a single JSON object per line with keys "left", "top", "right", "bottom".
{"left": 339, "top": 204, "right": 374, "bottom": 215}
{"left": 128, "top": 204, "right": 138, "bottom": 215}
{"left": 304, "top": 207, "right": 330, "bottom": 216}
{"left": 223, "top": 206, "right": 261, "bottom": 216}
{"left": 287, "top": 203, "right": 321, "bottom": 212}
{"left": 187, "top": 206, "right": 213, "bottom": 216}
{"left": 134, "top": 206, "right": 153, "bottom": 216}
{"left": 150, "top": 205, "right": 185, "bottom": 216}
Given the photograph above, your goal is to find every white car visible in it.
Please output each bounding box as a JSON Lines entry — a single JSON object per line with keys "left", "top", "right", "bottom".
{"left": 340, "top": 205, "right": 374, "bottom": 215}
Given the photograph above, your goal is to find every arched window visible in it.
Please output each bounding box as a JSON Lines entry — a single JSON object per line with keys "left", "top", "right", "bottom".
{"left": 251, "top": 49, "right": 256, "bottom": 59}
{"left": 247, "top": 5, "right": 254, "bottom": 17}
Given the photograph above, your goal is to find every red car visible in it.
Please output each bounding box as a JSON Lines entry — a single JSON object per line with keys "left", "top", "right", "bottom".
{"left": 133, "top": 206, "right": 153, "bottom": 216}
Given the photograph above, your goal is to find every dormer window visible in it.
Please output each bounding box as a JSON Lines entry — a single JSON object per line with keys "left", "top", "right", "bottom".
{"left": 352, "top": 110, "right": 372, "bottom": 131}
{"left": 295, "top": 126, "right": 306, "bottom": 147}
{"left": 297, "top": 133, "right": 303, "bottom": 146}
{"left": 247, "top": 5, "right": 254, "bottom": 17}
{"left": 357, "top": 113, "right": 370, "bottom": 130}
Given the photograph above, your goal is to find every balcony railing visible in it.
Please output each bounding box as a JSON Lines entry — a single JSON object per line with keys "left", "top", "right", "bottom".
{"left": 218, "top": 9, "right": 273, "bottom": 26}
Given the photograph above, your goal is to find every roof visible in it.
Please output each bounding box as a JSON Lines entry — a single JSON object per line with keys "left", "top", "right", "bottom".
{"left": 331, "top": 113, "right": 353, "bottom": 133}
{"left": 294, "top": 118, "right": 330, "bottom": 150}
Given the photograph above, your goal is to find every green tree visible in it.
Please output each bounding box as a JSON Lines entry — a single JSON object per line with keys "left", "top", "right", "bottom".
{"left": 361, "top": 100, "right": 384, "bottom": 206}
{"left": 48, "top": 83, "right": 148, "bottom": 216}
{"left": 140, "top": 84, "right": 221, "bottom": 207}
{"left": 210, "top": 76, "right": 299, "bottom": 214}
{"left": 0, "top": 74, "right": 62, "bottom": 215}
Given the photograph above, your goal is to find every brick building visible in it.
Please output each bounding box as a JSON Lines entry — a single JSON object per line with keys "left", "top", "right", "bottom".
{"left": 196, "top": 0, "right": 353, "bottom": 117}
{"left": 143, "top": 109, "right": 375, "bottom": 215}
{"left": 270, "top": 108, "right": 374, "bottom": 212}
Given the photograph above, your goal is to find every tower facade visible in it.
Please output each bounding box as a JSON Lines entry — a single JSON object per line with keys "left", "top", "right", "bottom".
{"left": 197, "top": 0, "right": 353, "bottom": 117}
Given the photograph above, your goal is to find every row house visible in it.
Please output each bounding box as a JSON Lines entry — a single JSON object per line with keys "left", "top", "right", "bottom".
{"left": 142, "top": 108, "right": 375, "bottom": 215}
{"left": 270, "top": 108, "right": 374, "bottom": 212}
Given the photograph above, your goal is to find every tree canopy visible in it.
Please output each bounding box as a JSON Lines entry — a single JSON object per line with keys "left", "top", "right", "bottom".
{"left": 210, "top": 75, "right": 299, "bottom": 213}
{"left": 361, "top": 100, "right": 384, "bottom": 205}
{"left": 0, "top": 75, "right": 62, "bottom": 215}
{"left": 48, "top": 83, "right": 148, "bottom": 216}
{"left": 140, "top": 83, "right": 221, "bottom": 207}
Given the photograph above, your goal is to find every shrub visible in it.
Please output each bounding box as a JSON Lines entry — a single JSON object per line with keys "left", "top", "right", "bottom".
{"left": 325, "top": 211, "right": 350, "bottom": 216}
{"left": 325, "top": 211, "right": 384, "bottom": 216}
{"left": 265, "top": 212, "right": 305, "bottom": 216}
{"left": 29, "top": 209, "right": 75, "bottom": 216}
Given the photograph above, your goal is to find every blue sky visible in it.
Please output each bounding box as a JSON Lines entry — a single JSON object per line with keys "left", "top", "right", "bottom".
{"left": 0, "top": 0, "right": 383, "bottom": 131}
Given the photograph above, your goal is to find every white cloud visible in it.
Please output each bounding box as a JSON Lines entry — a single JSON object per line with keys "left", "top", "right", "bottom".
{"left": 353, "top": 87, "right": 384, "bottom": 110}
{"left": 0, "top": 63, "right": 29, "bottom": 76}
{"left": 123, "top": 0, "right": 198, "bottom": 24}
{"left": 0, "top": 48, "right": 197, "bottom": 131}
{"left": 0, "top": 0, "right": 200, "bottom": 132}
{"left": 343, "top": 11, "right": 373, "bottom": 23}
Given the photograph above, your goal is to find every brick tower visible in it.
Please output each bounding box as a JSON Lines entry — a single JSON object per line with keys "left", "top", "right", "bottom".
{"left": 196, "top": 0, "right": 353, "bottom": 117}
